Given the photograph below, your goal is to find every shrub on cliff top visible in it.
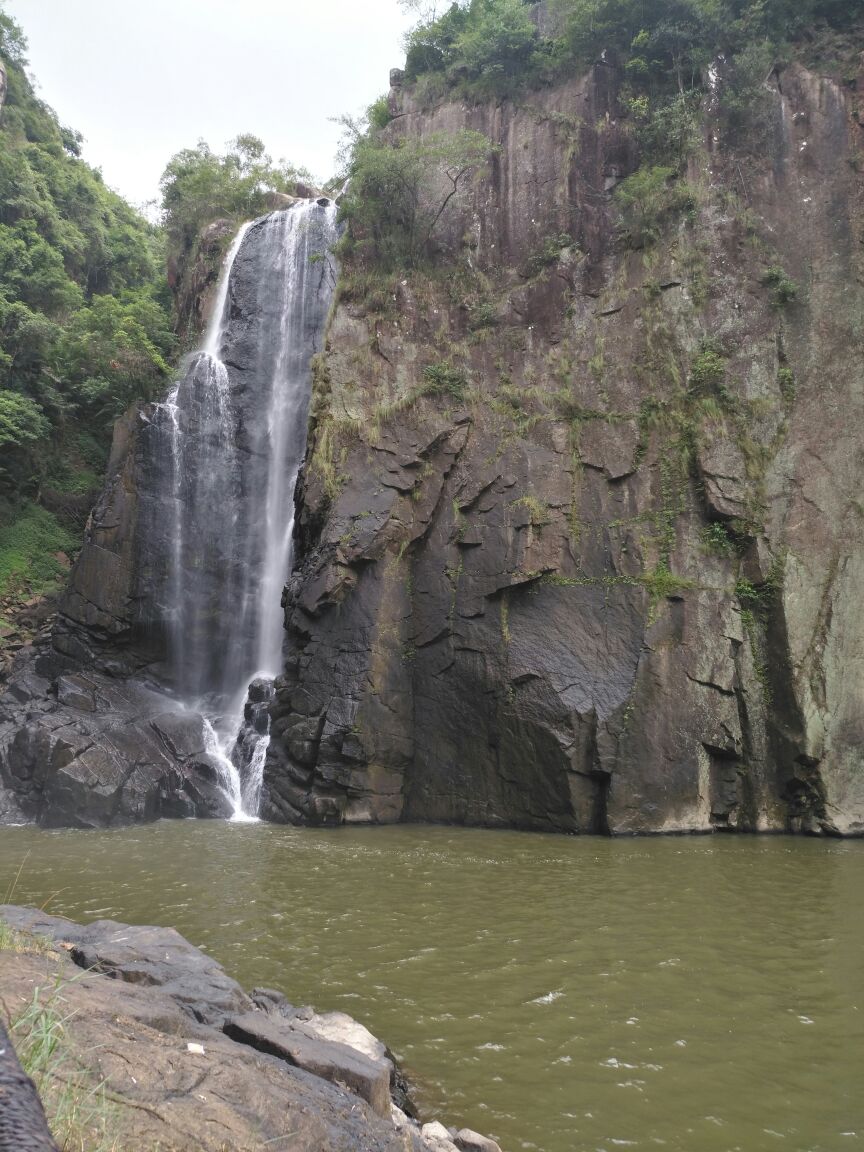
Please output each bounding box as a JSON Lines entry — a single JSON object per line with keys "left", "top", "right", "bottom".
{"left": 159, "top": 135, "right": 311, "bottom": 257}
{"left": 403, "top": 0, "right": 541, "bottom": 96}
{"left": 400, "top": 0, "right": 864, "bottom": 121}
{"left": 338, "top": 128, "right": 496, "bottom": 270}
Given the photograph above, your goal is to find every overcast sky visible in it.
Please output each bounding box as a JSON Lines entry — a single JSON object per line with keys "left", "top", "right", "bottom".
{"left": 6, "top": 0, "right": 413, "bottom": 212}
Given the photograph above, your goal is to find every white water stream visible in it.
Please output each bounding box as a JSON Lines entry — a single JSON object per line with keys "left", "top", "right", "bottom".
{"left": 153, "top": 203, "right": 338, "bottom": 819}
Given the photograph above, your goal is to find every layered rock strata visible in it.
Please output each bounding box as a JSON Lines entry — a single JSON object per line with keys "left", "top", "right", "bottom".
{"left": 262, "top": 60, "right": 864, "bottom": 836}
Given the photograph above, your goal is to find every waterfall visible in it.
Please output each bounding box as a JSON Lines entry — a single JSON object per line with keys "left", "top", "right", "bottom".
{"left": 148, "top": 201, "right": 339, "bottom": 820}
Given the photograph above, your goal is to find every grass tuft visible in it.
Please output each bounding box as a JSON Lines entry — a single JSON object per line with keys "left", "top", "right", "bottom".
{"left": 10, "top": 978, "right": 125, "bottom": 1152}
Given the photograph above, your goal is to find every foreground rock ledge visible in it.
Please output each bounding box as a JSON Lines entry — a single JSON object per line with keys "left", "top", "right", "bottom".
{"left": 0, "top": 906, "right": 503, "bottom": 1152}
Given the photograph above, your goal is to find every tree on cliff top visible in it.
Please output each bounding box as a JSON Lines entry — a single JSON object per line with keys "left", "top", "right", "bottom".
{"left": 402, "top": 0, "right": 864, "bottom": 101}
{"left": 338, "top": 127, "right": 496, "bottom": 270}
{"left": 159, "top": 136, "right": 311, "bottom": 257}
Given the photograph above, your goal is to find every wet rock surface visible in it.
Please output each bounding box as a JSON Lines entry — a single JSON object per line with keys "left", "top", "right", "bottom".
{"left": 0, "top": 649, "right": 229, "bottom": 827}
{"left": 261, "top": 60, "right": 864, "bottom": 837}
{"left": 0, "top": 907, "right": 501, "bottom": 1151}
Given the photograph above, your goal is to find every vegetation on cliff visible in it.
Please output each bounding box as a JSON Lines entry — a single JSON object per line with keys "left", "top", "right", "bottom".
{"left": 339, "top": 0, "right": 862, "bottom": 278}
{"left": 403, "top": 0, "right": 864, "bottom": 101}
{"left": 160, "top": 135, "right": 311, "bottom": 338}
{"left": 338, "top": 127, "right": 496, "bottom": 269}
{"left": 0, "top": 3, "right": 173, "bottom": 611}
{"left": 287, "top": 0, "right": 864, "bottom": 837}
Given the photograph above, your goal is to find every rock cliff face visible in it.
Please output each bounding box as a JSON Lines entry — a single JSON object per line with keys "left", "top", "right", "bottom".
{"left": 2, "top": 52, "right": 863, "bottom": 836}
{"left": 261, "top": 59, "right": 864, "bottom": 837}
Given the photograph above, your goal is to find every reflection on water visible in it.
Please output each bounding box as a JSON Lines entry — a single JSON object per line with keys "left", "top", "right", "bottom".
{"left": 0, "top": 822, "right": 861, "bottom": 1152}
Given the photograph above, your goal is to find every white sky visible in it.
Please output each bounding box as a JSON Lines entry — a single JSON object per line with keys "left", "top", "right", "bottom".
{"left": 6, "top": 0, "right": 413, "bottom": 212}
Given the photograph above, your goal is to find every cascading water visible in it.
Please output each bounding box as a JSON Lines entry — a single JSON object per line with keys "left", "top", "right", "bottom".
{"left": 148, "top": 201, "right": 339, "bottom": 820}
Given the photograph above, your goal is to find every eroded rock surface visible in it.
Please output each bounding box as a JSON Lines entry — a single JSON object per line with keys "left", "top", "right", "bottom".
{"left": 260, "top": 59, "right": 864, "bottom": 837}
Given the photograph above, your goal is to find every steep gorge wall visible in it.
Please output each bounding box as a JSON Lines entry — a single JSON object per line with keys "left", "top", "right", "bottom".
{"left": 262, "top": 59, "right": 864, "bottom": 836}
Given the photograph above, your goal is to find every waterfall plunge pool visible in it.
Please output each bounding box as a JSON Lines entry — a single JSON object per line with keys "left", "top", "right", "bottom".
{"left": 0, "top": 822, "right": 861, "bottom": 1152}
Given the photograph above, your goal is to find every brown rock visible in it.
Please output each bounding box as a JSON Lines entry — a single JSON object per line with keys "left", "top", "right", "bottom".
{"left": 224, "top": 1012, "right": 391, "bottom": 1116}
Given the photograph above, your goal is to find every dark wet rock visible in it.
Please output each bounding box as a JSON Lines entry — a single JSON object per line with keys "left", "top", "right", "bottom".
{"left": 55, "top": 674, "right": 96, "bottom": 712}
{"left": 149, "top": 711, "right": 206, "bottom": 760}
{"left": 0, "top": 649, "right": 225, "bottom": 827}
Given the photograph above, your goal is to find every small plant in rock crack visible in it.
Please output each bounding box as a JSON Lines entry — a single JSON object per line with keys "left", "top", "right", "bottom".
{"left": 761, "top": 266, "right": 798, "bottom": 307}
{"left": 422, "top": 362, "right": 468, "bottom": 401}
{"left": 688, "top": 339, "right": 729, "bottom": 401}
{"left": 699, "top": 522, "right": 738, "bottom": 558}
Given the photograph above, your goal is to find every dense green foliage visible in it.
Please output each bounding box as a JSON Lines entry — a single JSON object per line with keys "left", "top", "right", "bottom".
{"left": 0, "top": 6, "right": 173, "bottom": 498}
{"left": 0, "top": 501, "right": 77, "bottom": 598}
{"left": 403, "top": 0, "right": 864, "bottom": 108}
{"left": 159, "top": 135, "right": 310, "bottom": 258}
{"left": 0, "top": 4, "right": 175, "bottom": 600}
{"left": 338, "top": 125, "right": 495, "bottom": 269}
{"left": 405, "top": 0, "right": 539, "bottom": 96}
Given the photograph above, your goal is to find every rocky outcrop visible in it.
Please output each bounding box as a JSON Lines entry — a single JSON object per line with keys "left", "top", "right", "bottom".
{"left": 0, "top": 654, "right": 231, "bottom": 826}
{"left": 261, "top": 58, "right": 864, "bottom": 837}
{"left": 0, "top": 398, "right": 209, "bottom": 827}
{"left": 0, "top": 907, "right": 502, "bottom": 1152}
{"left": 168, "top": 218, "right": 237, "bottom": 343}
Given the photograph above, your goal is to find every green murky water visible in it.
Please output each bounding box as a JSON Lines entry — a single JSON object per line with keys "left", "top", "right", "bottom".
{"left": 0, "top": 823, "right": 861, "bottom": 1152}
